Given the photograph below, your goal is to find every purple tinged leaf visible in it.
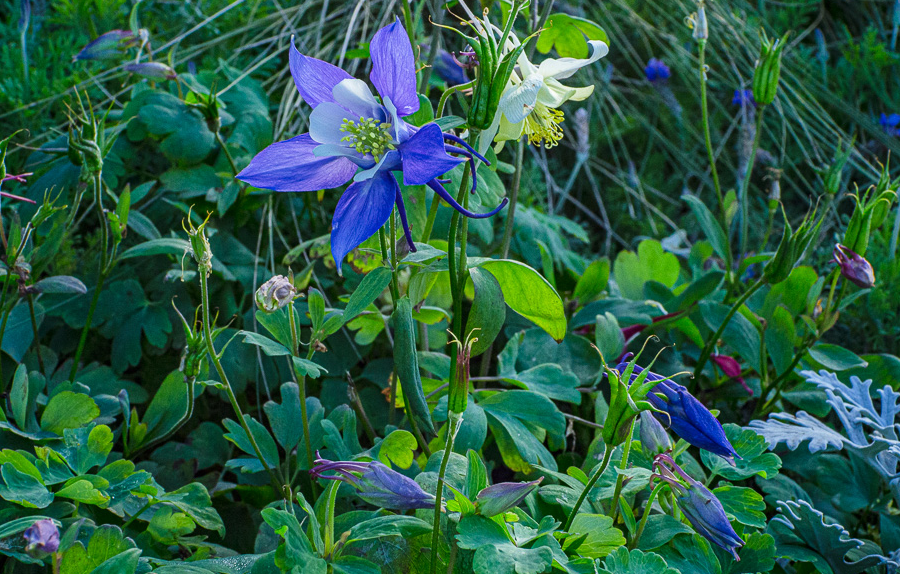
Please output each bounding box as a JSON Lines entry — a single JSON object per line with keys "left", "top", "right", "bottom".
{"left": 475, "top": 478, "right": 542, "bottom": 517}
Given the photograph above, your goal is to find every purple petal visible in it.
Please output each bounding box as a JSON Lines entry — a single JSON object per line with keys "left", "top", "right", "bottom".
{"left": 289, "top": 38, "right": 353, "bottom": 108}
{"left": 331, "top": 171, "right": 397, "bottom": 265}
{"left": 369, "top": 19, "right": 419, "bottom": 117}
{"left": 400, "top": 124, "right": 464, "bottom": 185}
{"left": 237, "top": 134, "right": 357, "bottom": 192}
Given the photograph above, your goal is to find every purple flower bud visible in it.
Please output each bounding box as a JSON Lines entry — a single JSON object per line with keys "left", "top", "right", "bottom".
{"left": 23, "top": 519, "right": 59, "bottom": 556}
{"left": 615, "top": 355, "right": 738, "bottom": 462}
{"left": 310, "top": 455, "right": 435, "bottom": 510}
{"left": 74, "top": 30, "right": 141, "bottom": 61}
{"left": 124, "top": 62, "right": 177, "bottom": 80}
{"left": 654, "top": 455, "right": 743, "bottom": 559}
{"left": 710, "top": 354, "right": 753, "bottom": 396}
{"left": 731, "top": 89, "right": 756, "bottom": 109}
{"left": 433, "top": 49, "right": 468, "bottom": 86}
{"left": 639, "top": 412, "right": 672, "bottom": 455}
{"left": 644, "top": 58, "right": 671, "bottom": 83}
{"left": 833, "top": 244, "right": 875, "bottom": 288}
{"left": 475, "top": 478, "right": 543, "bottom": 517}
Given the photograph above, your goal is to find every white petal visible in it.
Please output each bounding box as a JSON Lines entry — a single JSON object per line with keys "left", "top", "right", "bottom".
{"left": 499, "top": 73, "right": 543, "bottom": 124}
{"left": 537, "top": 78, "right": 594, "bottom": 107}
{"left": 309, "top": 102, "right": 352, "bottom": 145}
{"left": 536, "top": 40, "right": 609, "bottom": 80}
{"left": 331, "top": 78, "right": 384, "bottom": 120}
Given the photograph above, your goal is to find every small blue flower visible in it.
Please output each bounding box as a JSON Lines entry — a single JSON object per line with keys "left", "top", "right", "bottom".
{"left": 310, "top": 455, "right": 435, "bottom": 510}
{"left": 731, "top": 89, "right": 755, "bottom": 109}
{"left": 644, "top": 58, "right": 671, "bottom": 83}
{"left": 654, "top": 455, "right": 744, "bottom": 559}
{"left": 880, "top": 113, "right": 900, "bottom": 136}
{"left": 23, "top": 519, "right": 59, "bottom": 556}
{"left": 433, "top": 49, "right": 469, "bottom": 86}
{"left": 615, "top": 355, "right": 738, "bottom": 462}
{"left": 238, "top": 20, "right": 506, "bottom": 268}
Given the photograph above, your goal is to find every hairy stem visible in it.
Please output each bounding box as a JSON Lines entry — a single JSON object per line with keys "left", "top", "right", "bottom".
{"left": 564, "top": 444, "right": 615, "bottom": 532}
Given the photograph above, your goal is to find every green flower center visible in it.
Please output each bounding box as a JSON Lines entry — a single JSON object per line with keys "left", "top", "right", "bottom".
{"left": 340, "top": 117, "right": 396, "bottom": 160}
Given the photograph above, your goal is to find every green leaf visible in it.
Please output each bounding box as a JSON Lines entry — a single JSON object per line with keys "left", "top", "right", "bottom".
{"left": 0, "top": 463, "right": 53, "bottom": 508}
{"left": 614, "top": 240, "right": 680, "bottom": 301}
{"left": 261, "top": 508, "right": 327, "bottom": 573}
{"left": 331, "top": 556, "right": 381, "bottom": 574}
{"left": 60, "top": 425, "right": 114, "bottom": 475}
{"left": 502, "top": 364, "right": 581, "bottom": 404}
{"left": 535, "top": 13, "right": 608, "bottom": 58}
{"left": 56, "top": 478, "right": 110, "bottom": 505}
{"left": 765, "top": 306, "right": 796, "bottom": 376}
{"left": 806, "top": 344, "right": 867, "bottom": 371}
{"left": 656, "top": 535, "right": 721, "bottom": 574}
{"left": 713, "top": 485, "right": 766, "bottom": 528}
{"left": 344, "top": 267, "right": 392, "bottom": 323}
{"left": 456, "top": 516, "right": 553, "bottom": 574}
{"left": 595, "top": 312, "right": 624, "bottom": 364}
{"left": 636, "top": 514, "right": 693, "bottom": 550}
{"left": 9, "top": 364, "right": 30, "bottom": 430}
{"left": 140, "top": 370, "right": 195, "bottom": 446}
{"left": 391, "top": 297, "right": 435, "bottom": 434}
{"left": 574, "top": 258, "right": 610, "bottom": 304}
{"left": 683, "top": 195, "right": 729, "bottom": 263}
{"left": 264, "top": 383, "right": 324, "bottom": 453}
{"left": 88, "top": 549, "right": 141, "bottom": 574}
{"left": 119, "top": 238, "right": 191, "bottom": 260}
{"left": 599, "top": 547, "right": 681, "bottom": 574}
{"left": 236, "top": 330, "right": 291, "bottom": 356}
{"left": 148, "top": 506, "right": 196, "bottom": 544}
{"left": 223, "top": 416, "right": 280, "bottom": 470}
{"left": 157, "top": 482, "right": 225, "bottom": 535}
{"left": 700, "top": 301, "right": 761, "bottom": 370}
{"left": 41, "top": 391, "right": 99, "bottom": 435}
{"left": 564, "top": 514, "right": 626, "bottom": 559}
{"left": 347, "top": 515, "right": 432, "bottom": 543}
{"left": 480, "top": 390, "right": 565, "bottom": 472}
{"left": 377, "top": 430, "right": 417, "bottom": 469}
{"left": 723, "top": 532, "right": 776, "bottom": 574}
{"left": 701, "top": 424, "right": 781, "bottom": 480}
{"left": 33, "top": 275, "right": 88, "bottom": 294}
{"left": 466, "top": 267, "right": 506, "bottom": 356}
{"left": 477, "top": 260, "right": 566, "bottom": 342}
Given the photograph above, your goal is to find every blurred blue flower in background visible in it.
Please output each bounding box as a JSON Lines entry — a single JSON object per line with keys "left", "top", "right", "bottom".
{"left": 732, "top": 89, "right": 756, "bottom": 109}
{"left": 880, "top": 113, "right": 900, "bottom": 136}
{"left": 644, "top": 57, "right": 671, "bottom": 83}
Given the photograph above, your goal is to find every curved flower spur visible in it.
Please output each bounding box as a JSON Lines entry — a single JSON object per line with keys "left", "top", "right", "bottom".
{"left": 237, "top": 20, "right": 507, "bottom": 269}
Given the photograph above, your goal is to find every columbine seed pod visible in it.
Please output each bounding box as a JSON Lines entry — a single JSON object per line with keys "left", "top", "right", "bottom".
{"left": 256, "top": 275, "right": 298, "bottom": 312}
{"left": 751, "top": 31, "right": 789, "bottom": 106}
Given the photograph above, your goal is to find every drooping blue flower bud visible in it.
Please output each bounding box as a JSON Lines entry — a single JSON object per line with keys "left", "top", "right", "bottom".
{"left": 475, "top": 478, "right": 542, "bottom": 517}
{"left": 310, "top": 455, "right": 435, "bottom": 510}
{"left": 125, "top": 62, "right": 177, "bottom": 80}
{"left": 74, "top": 29, "right": 144, "bottom": 61}
{"left": 833, "top": 244, "right": 875, "bottom": 288}
{"left": 653, "top": 455, "right": 744, "bottom": 559}
{"left": 639, "top": 412, "right": 672, "bottom": 455}
{"left": 615, "top": 358, "right": 738, "bottom": 462}
{"left": 23, "top": 519, "right": 59, "bottom": 557}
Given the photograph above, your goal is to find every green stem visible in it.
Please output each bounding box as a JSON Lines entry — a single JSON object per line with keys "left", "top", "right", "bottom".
{"left": 429, "top": 412, "right": 461, "bottom": 574}
{"left": 631, "top": 483, "right": 667, "bottom": 549}
{"left": 421, "top": 190, "right": 441, "bottom": 244}
{"left": 739, "top": 106, "right": 766, "bottom": 256}
{"left": 26, "top": 293, "right": 44, "bottom": 376}
{"left": 610, "top": 419, "right": 636, "bottom": 524}
{"left": 436, "top": 81, "right": 474, "bottom": 118}
{"left": 399, "top": 0, "right": 415, "bottom": 49}
{"left": 122, "top": 501, "right": 154, "bottom": 530}
{"left": 698, "top": 40, "right": 725, "bottom": 221}
{"left": 379, "top": 228, "right": 401, "bottom": 303}
{"left": 564, "top": 445, "right": 615, "bottom": 532}
{"left": 69, "top": 272, "right": 106, "bottom": 382}
{"left": 199, "top": 269, "right": 281, "bottom": 490}
{"left": 694, "top": 278, "right": 765, "bottom": 377}
{"left": 289, "top": 304, "right": 315, "bottom": 472}
{"left": 500, "top": 137, "right": 525, "bottom": 259}
{"left": 215, "top": 131, "right": 240, "bottom": 178}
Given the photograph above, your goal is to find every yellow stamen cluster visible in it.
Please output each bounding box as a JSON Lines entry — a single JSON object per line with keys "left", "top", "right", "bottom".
{"left": 525, "top": 104, "right": 565, "bottom": 148}
{"left": 340, "top": 117, "right": 396, "bottom": 160}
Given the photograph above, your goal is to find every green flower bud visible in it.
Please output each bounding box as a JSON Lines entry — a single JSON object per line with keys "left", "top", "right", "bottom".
{"left": 255, "top": 275, "right": 298, "bottom": 312}
{"left": 751, "top": 31, "right": 789, "bottom": 106}
{"left": 692, "top": 2, "right": 708, "bottom": 41}
{"left": 183, "top": 211, "right": 214, "bottom": 276}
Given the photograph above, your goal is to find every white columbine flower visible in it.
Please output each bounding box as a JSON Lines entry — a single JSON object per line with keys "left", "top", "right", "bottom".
{"left": 486, "top": 37, "right": 609, "bottom": 150}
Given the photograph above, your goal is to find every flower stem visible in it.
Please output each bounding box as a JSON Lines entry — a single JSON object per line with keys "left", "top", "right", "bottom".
{"left": 500, "top": 137, "right": 525, "bottom": 259}
{"left": 199, "top": 268, "right": 282, "bottom": 490}
{"left": 698, "top": 40, "right": 725, "bottom": 221}
{"left": 630, "top": 483, "right": 667, "bottom": 549}
{"left": 25, "top": 293, "right": 44, "bottom": 376}
{"left": 564, "top": 444, "right": 615, "bottom": 532}
{"left": 694, "top": 277, "right": 765, "bottom": 377}
{"left": 610, "top": 419, "right": 636, "bottom": 524}
{"left": 288, "top": 303, "right": 315, "bottom": 473}
{"left": 739, "top": 105, "right": 766, "bottom": 256}
{"left": 429, "top": 411, "right": 461, "bottom": 574}
{"left": 421, "top": 191, "right": 441, "bottom": 244}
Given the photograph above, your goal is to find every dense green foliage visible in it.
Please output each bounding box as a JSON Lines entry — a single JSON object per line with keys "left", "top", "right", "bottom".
{"left": 2, "top": 0, "right": 900, "bottom": 573}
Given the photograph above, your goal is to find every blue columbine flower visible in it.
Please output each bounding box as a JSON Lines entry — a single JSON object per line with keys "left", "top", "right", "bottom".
{"left": 237, "top": 20, "right": 506, "bottom": 268}
{"left": 615, "top": 355, "right": 738, "bottom": 462}
{"left": 732, "top": 89, "right": 756, "bottom": 109}
{"left": 644, "top": 58, "right": 671, "bottom": 83}
{"left": 880, "top": 113, "right": 900, "bottom": 136}
{"left": 310, "top": 455, "right": 435, "bottom": 510}
{"left": 23, "top": 519, "right": 59, "bottom": 557}
{"left": 653, "top": 454, "right": 744, "bottom": 559}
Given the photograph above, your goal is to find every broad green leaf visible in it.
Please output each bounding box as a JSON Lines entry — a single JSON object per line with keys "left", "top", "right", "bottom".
{"left": 377, "top": 430, "right": 417, "bottom": 469}
{"left": 765, "top": 305, "right": 796, "bottom": 376}
{"left": 148, "top": 506, "right": 196, "bottom": 544}
{"left": 564, "top": 514, "right": 626, "bottom": 558}
{"left": 599, "top": 547, "right": 681, "bottom": 574}
{"left": 9, "top": 364, "right": 30, "bottom": 430}
{"left": 713, "top": 485, "right": 766, "bottom": 528}
{"left": 56, "top": 478, "right": 110, "bottom": 505}
{"left": 41, "top": 391, "right": 99, "bottom": 435}
{"left": 236, "top": 330, "right": 291, "bottom": 356}
{"left": 683, "top": 195, "right": 729, "bottom": 263}
{"left": 595, "top": 312, "right": 624, "bottom": 363}
{"left": 466, "top": 267, "right": 506, "bottom": 356}
{"left": 635, "top": 514, "right": 693, "bottom": 550}
{"left": 141, "top": 370, "right": 196, "bottom": 446}
{"left": 502, "top": 364, "right": 581, "bottom": 404}
{"left": 701, "top": 424, "right": 781, "bottom": 480}
{"left": 535, "top": 13, "right": 608, "bottom": 58}
{"left": 477, "top": 259, "right": 566, "bottom": 342}
{"left": 157, "top": 482, "right": 225, "bottom": 535}
{"left": 346, "top": 515, "right": 432, "bottom": 543}
{"left": 614, "top": 241, "right": 680, "bottom": 301}
{"left": 33, "top": 275, "right": 87, "bottom": 294}
{"left": 60, "top": 425, "right": 114, "bottom": 475}
{"left": 0, "top": 463, "right": 53, "bottom": 508}
{"left": 264, "top": 383, "right": 325, "bottom": 454}
{"left": 806, "top": 344, "right": 867, "bottom": 371}
{"left": 223, "top": 416, "right": 280, "bottom": 469}
{"left": 88, "top": 549, "right": 141, "bottom": 574}
{"left": 723, "top": 533, "right": 776, "bottom": 574}
{"left": 700, "top": 301, "right": 761, "bottom": 370}
{"left": 119, "top": 238, "right": 191, "bottom": 260}
{"left": 343, "top": 266, "right": 392, "bottom": 323}
{"left": 574, "top": 258, "right": 610, "bottom": 304}
{"left": 656, "top": 535, "right": 721, "bottom": 574}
